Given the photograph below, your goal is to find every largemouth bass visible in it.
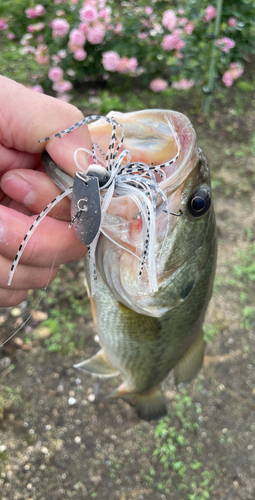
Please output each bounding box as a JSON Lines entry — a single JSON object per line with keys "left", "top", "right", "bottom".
{"left": 40, "top": 110, "right": 217, "bottom": 420}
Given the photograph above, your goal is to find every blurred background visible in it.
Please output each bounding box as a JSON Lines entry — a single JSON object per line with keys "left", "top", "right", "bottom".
{"left": 0, "top": 1, "right": 255, "bottom": 499}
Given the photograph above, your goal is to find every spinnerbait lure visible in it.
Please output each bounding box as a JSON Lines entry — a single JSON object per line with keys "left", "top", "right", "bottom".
{"left": 8, "top": 114, "right": 182, "bottom": 295}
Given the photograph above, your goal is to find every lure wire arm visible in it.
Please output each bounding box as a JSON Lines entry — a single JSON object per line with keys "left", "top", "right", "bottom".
{"left": 8, "top": 187, "right": 73, "bottom": 286}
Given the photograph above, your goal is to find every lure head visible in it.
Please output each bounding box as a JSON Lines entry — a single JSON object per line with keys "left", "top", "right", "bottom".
{"left": 86, "top": 164, "right": 111, "bottom": 188}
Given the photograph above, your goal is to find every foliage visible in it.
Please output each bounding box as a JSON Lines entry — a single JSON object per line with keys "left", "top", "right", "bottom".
{"left": 0, "top": 0, "right": 255, "bottom": 100}
{"left": 228, "top": 243, "right": 255, "bottom": 331}
{"left": 153, "top": 389, "right": 216, "bottom": 498}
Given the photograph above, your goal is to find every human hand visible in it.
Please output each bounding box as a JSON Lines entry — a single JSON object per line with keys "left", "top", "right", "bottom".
{"left": 0, "top": 76, "right": 92, "bottom": 307}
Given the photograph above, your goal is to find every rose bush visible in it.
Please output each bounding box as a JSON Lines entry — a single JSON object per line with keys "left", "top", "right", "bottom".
{"left": 0, "top": 0, "right": 254, "bottom": 99}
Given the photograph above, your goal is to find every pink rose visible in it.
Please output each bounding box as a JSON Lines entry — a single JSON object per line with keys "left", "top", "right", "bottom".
{"left": 79, "top": 22, "right": 89, "bottom": 33}
{"left": 145, "top": 6, "right": 153, "bottom": 15}
{"left": 25, "top": 8, "right": 35, "bottom": 18}
{"left": 35, "top": 44, "right": 49, "bottom": 64}
{"left": 99, "top": 7, "right": 111, "bottom": 21}
{"left": 79, "top": 6, "right": 98, "bottom": 23}
{"left": 116, "top": 57, "right": 130, "bottom": 73}
{"left": 51, "top": 18, "right": 70, "bottom": 38}
{"left": 228, "top": 17, "right": 237, "bottom": 28}
{"left": 204, "top": 5, "right": 216, "bottom": 23}
{"left": 162, "top": 9, "right": 177, "bottom": 31}
{"left": 216, "top": 37, "right": 235, "bottom": 53}
{"left": 172, "top": 79, "right": 194, "bottom": 90}
{"left": 178, "top": 17, "right": 188, "bottom": 27}
{"left": 69, "top": 28, "right": 86, "bottom": 46}
{"left": 150, "top": 78, "right": 168, "bottom": 92}
{"left": 6, "top": 32, "right": 16, "bottom": 40}
{"left": 32, "top": 84, "right": 44, "bottom": 93}
{"left": 48, "top": 66, "right": 63, "bottom": 82}
{"left": 229, "top": 62, "right": 243, "bottom": 79}
{"left": 162, "top": 33, "right": 185, "bottom": 51}
{"left": 127, "top": 57, "right": 138, "bottom": 72}
{"left": 87, "top": 24, "right": 105, "bottom": 44}
{"left": 27, "top": 22, "right": 45, "bottom": 33}
{"left": 25, "top": 4, "right": 46, "bottom": 19}
{"left": 51, "top": 55, "right": 61, "bottom": 64}
{"left": 114, "top": 23, "right": 123, "bottom": 34}
{"left": 185, "top": 22, "right": 194, "bottom": 35}
{"left": 52, "top": 80, "right": 73, "bottom": 93}
{"left": 102, "top": 50, "right": 120, "bottom": 71}
{"left": 222, "top": 71, "right": 232, "bottom": 87}
{"left": 34, "top": 4, "right": 46, "bottom": 16}
{"left": 74, "top": 48, "right": 87, "bottom": 61}
{"left": 138, "top": 32, "right": 148, "bottom": 40}
{"left": 223, "top": 62, "right": 244, "bottom": 87}
{"left": 68, "top": 40, "right": 79, "bottom": 53}
{"left": 0, "top": 19, "right": 8, "bottom": 30}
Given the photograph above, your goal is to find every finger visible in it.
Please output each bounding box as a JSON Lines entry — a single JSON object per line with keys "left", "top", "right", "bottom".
{"left": 0, "top": 289, "right": 29, "bottom": 308}
{"left": 0, "top": 76, "right": 93, "bottom": 172}
{"left": 0, "top": 254, "right": 59, "bottom": 290}
{"left": 1, "top": 169, "right": 71, "bottom": 221}
{"left": 0, "top": 206, "right": 87, "bottom": 267}
{"left": 0, "top": 144, "right": 40, "bottom": 173}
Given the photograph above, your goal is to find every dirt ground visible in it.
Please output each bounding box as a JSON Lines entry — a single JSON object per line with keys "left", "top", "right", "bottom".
{"left": 0, "top": 86, "right": 255, "bottom": 500}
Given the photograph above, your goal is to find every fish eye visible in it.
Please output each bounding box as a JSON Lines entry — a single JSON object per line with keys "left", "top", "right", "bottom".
{"left": 188, "top": 188, "right": 211, "bottom": 217}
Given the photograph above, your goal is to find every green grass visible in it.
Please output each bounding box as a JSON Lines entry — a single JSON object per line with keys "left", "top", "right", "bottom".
{"left": 0, "top": 36, "right": 46, "bottom": 85}
{"left": 153, "top": 389, "right": 217, "bottom": 497}
{"left": 203, "top": 324, "right": 220, "bottom": 343}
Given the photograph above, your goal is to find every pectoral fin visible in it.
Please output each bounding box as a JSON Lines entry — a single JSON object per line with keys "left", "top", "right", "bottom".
{"left": 104, "top": 383, "right": 167, "bottom": 421}
{"left": 74, "top": 350, "right": 120, "bottom": 378}
{"left": 174, "top": 330, "right": 204, "bottom": 386}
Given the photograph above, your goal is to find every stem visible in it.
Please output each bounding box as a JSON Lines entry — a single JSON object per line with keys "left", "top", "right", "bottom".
{"left": 202, "top": 0, "right": 223, "bottom": 114}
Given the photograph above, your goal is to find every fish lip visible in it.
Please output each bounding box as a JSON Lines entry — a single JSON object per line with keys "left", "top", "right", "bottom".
{"left": 89, "top": 109, "right": 199, "bottom": 197}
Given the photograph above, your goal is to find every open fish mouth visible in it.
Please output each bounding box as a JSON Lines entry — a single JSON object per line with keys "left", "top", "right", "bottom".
{"left": 39, "top": 110, "right": 207, "bottom": 311}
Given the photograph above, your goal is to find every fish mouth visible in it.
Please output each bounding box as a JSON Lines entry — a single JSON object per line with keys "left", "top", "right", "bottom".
{"left": 42, "top": 110, "right": 202, "bottom": 315}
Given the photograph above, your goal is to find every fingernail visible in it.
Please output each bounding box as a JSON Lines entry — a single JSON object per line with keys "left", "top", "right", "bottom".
{"left": 0, "top": 220, "right": 5, "bottom": 241}
{"left": 2, "top": 173, "right": 35, "bottom": 207}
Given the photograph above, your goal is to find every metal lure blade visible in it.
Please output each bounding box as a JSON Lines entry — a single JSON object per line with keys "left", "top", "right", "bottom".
{"left": 71, "top": 172, "right": 101, "bottom": 245}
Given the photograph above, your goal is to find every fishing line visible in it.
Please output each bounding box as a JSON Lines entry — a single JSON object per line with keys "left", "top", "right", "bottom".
{"left": 1, "top": 221, "right": 74, "bottom": 348}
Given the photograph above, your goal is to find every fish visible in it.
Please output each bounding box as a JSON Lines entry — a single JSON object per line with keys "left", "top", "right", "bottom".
{"left": 14, "top": 109, "right": 218, "bottom": 420}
